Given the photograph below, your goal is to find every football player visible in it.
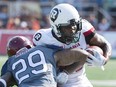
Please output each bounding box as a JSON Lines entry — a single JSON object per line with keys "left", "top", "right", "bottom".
{"left": 0, "top": 36, "right": 95, "bottom": 87}
{"left": 33, "top": 3, "right": 112, "bottom": 87}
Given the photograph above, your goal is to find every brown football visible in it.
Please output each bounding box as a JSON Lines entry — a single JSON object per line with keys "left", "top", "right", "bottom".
{"left": 87, "top": 46, "right": 103, "bottom": 55}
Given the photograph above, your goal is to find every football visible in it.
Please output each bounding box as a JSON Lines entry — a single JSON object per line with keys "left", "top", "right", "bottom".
{"left": 86, "top": 46, "right": 103, "bottom": 55}
{"left": 86, "top": 46, "right": 105, "bottom": 71}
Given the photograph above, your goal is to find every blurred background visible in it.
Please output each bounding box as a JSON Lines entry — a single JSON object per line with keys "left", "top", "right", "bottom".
{"left": 0, "top": 0, "right": 116, "bottom": 87}
{"left": 0, "top": 0, "right": 116, "bottom": 31}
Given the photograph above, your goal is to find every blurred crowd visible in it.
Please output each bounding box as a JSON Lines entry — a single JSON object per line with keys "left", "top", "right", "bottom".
{"left": 0, "top": 11, "right": 50, "bottom": 30}
{"left": 0, "top": 0, "right": 51, "bottom": 30}
{"left": 0, "top": 0, "right": 116, "bottom": 31}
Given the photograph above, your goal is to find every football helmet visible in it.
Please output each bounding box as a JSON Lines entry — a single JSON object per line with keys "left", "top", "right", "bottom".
{"left": 7, "top": 36, "right": 33, "bottom": 57}
{"left": 49, "top": 3, "right": 82, "bottom": 44}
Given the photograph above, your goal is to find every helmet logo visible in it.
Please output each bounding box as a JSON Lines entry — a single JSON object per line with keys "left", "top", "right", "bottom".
{"left": 50, "top": 8, "right": 59, "bottom": 22}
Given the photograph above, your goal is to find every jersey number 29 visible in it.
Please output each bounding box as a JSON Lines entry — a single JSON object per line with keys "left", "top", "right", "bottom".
{"left": 12, "top": 50, "right": 47, "bottom": 84}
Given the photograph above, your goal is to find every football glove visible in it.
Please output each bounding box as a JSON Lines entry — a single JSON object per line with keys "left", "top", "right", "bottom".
{"left": 86, "top": 48, "right": 106, "bottom": 67}
{"left": 56, "top": 71, "right": 68, "bottom": 85}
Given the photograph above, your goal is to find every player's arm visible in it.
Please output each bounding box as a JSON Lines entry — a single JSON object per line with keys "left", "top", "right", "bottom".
{"left": 54, "top": 48, "right": 90, "bottom": 68}
{"left": 61, "top": 62, "right": 85, "bottom": 74}
{"left": 55, "top": 48, "right": 94, "bottom": 84}
{"left": 1, "top": 60, "right": 17, "bottom": 87}
{"left": 83, "top": 24, "right": 111, "bottom": 64}
{"left": 83, "top": 20, "right": 111, "bottom": 64}
{"left": 0, "top": 72, "right": 12, "bottom": 87}
{"left": 56, "top": 48, "right": 102, "bottom": 85}
{"left": 89, "top": 33, "right": 112, "bottom": 64}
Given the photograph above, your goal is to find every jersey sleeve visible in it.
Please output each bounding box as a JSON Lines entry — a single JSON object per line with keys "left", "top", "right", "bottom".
{"left": 81, "top": 19, "right": 96, "bottom": 44}
{"left": 33, "top": 30, "right": 43, "bottom": 46}
{"left": 1, "top": 60, "right": 8, "bottom": 76}
{"left": 33, "top": 29, "right": 49, "bottom": 46}
{"left": 1, "top": 58, "right": 12, "bottom": 76}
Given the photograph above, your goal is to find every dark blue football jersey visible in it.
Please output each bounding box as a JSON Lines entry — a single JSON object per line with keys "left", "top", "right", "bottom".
{"left": 1, "top": 60, "right": 8, "bottom": 76}
{"left": 4, "top": 45, "right": 60, "bottom": 87}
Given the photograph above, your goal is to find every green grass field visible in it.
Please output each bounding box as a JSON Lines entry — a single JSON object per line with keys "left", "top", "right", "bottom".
{"left": 86, "top": 59, "right": 116, "bottom": 80}
{"left": 0, "top": 55, "right": 116, "bottom": 87}
{"left": 85, "top": 59, "right": 116, "bottom": 87}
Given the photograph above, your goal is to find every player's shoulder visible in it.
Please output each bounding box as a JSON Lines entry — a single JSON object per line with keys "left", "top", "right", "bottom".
{"left": 82, "top": 19, "right": 93, "bottom": 29}
{"left": 82, "top": 19, "right": 89, "bottom": 24}
{"left": 34, "top": 28, "right": 52, "bottom": 35}
{"left": 1, "top": 57, "right": 14, "bottom": 76}
{"left": 36, "top": 45, "right": 63, "bottom": 51}
{"left": 81, "top": 19, "right": 95, "bottom": 32}
{"left": 33, "top": 28, "right": 52, "bottom": 41}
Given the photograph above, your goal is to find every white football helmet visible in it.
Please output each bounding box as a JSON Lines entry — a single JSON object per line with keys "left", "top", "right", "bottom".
{"left": 49, "top": 3, "right": 82, "bottom": 44}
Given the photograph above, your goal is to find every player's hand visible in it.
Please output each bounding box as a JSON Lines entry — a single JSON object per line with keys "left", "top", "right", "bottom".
{"left": 56, "top": 71, "right": 68, "bottom": 85}
{"left": 86, "top": 49, "right": 106, "bottom": 67}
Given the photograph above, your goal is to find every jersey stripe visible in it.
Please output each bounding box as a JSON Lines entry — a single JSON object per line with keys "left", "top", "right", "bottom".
{"left": 83, "top": 27, "right": 95, "bottom": 36}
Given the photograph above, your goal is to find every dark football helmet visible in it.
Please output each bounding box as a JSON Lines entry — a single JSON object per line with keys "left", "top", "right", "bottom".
{"left": 7, "top": 36, "right": 33, "bottom": 57}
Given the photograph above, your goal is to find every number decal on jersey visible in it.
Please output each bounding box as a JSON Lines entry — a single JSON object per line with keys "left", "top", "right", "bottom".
{"left": 12, "top": 50, "right": 47, "bottom": 84}
{"left": 34, "top": 33, "right": 42, "bottom": 41}
{"left": 28, "top": 50, "right": 47, "bottom": 74}
{"left": 12, "top": 59, "right": 29, "bottom": 84}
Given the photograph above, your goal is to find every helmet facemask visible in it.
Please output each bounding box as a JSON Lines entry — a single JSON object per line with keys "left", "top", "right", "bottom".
{"left": 56, "top": 19, "right": 82, "bottom": 44}
{"left": 49, "top": 3, "right": 82, "bottom": 44}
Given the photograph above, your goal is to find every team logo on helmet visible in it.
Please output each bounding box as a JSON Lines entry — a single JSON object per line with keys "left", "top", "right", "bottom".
{"left": 50, "top": 8, "right": 60, "bottom": 22}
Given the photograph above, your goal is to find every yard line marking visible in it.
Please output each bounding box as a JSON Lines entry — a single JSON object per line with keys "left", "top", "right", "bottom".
{"left": 91, "top": 80, "right": 116, "bottom": 86}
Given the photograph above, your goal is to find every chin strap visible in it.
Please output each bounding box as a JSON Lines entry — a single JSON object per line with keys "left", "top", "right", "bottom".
{"left": 63, "top": 31, "right": 81, "bottom": 45}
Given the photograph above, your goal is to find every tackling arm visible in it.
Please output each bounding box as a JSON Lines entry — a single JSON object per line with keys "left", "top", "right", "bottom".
{"left": 0, "top": 72, "right": 12, "bottom": 87}
{"left": 1, "top": 60, "right": 17, "bottom": 87}
{"left": 61, "top": 62, "right": 85, "bottom": 74}
{"left": 54, "top": 48, "right": 90, "bottom": 73}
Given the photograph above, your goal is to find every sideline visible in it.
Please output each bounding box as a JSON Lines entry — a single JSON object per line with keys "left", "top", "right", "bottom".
{"left": 91, "top": 80, "right": 116, "bottom": 86}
